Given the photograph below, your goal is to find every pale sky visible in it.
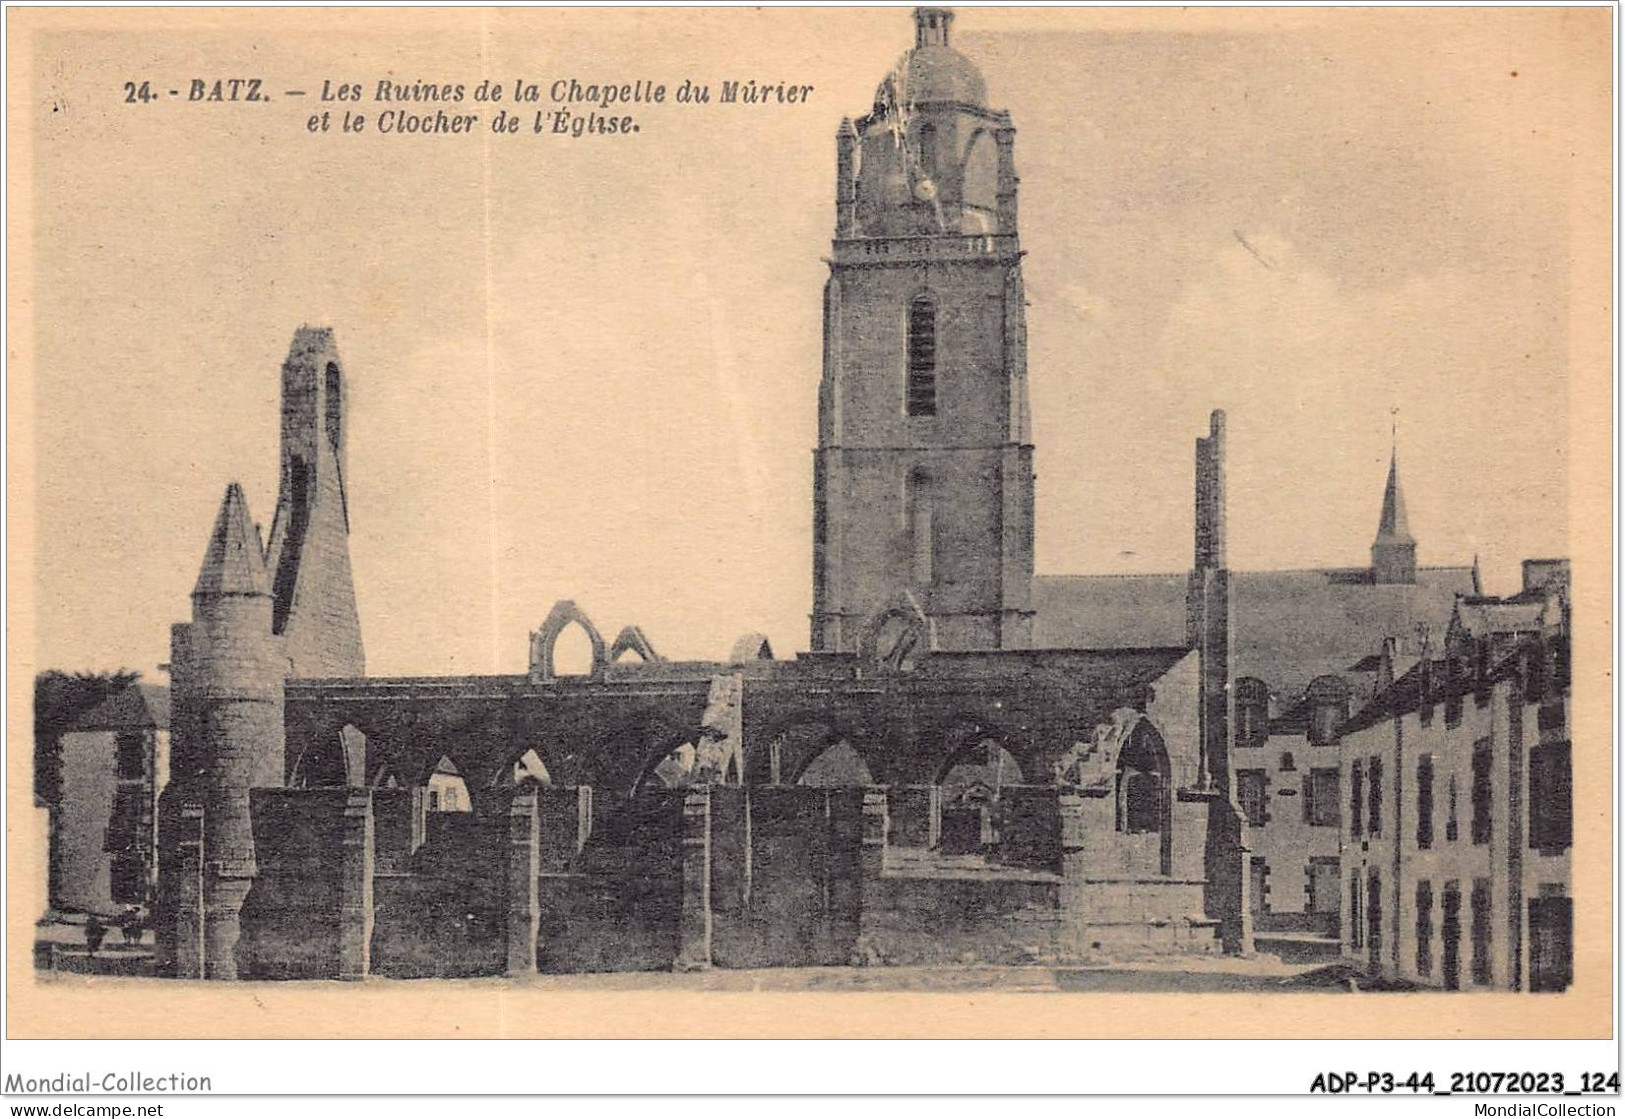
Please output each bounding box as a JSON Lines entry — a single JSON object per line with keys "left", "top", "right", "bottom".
{"left": 23, "top": 7, "right": 1607, "bottom": 680}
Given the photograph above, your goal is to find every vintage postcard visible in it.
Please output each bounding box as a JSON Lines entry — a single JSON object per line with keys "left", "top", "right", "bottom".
{"left": 5, "top": 5, "right": 1613, "bottom": 1046}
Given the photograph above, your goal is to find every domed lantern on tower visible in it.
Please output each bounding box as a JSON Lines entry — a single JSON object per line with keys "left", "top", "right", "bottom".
{"left": 851, "top": 7, "right": 1007, "bottom": 237}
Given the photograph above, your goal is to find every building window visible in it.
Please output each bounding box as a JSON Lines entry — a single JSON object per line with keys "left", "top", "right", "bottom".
{"left": 114, "top": 731, "right": 146, "bottom": 780}
{"left": 1528, "top": 893, "right": 1573, "bottom": 993}
{"left": 104, "top": 787, "right": 143, "bottom": 853}
{"left": 1280, "top": 751, "right": 1296, "bottom": 773}
{"left": 1416, "top": 754, "right": 1435, "bottom": 850}
{"left": 1445, "top": 655, "right": 1465, "bottom": 728}
{"left": 1235, "top": 677, "right": 1269, "bottom": 747}
{"left": 1307, "top": 858, "right": 1340, "bottom": 916}
{"left": 1471, "top": 738, "right": 1492, "bottom": 845}
{"left": 1310, "top": 704, "right": 1340, "bottom": 745}
{"left": 1366, "top": 870, "right": 1383, "bottom": 965}
{"left": 1470, "top": 879, "right": 1493, "bottom": 986}
{"left": 1526, "top": 640, "right": 1548, "bottom": 703}
{"left": 1441, "top": 881, "right": 1462, "bottom": 990}
{"left": 1367, "top": 756, "right": 1383, "bottom": 838}
{"left": 1113, "top": 723, "right": 1172, "bottom": 872}
{"left": 1306, "top": 675, "right": 1350, "bottom": 746}
{"left": 905, "top": 467, "right": 935, "bottom": 587}
{"left": 905, "top": 297, "right": 937, "bottom": 416}
{"left": 1349, "top": 874, "right": 1364, "bottom": 949}
{"left": 1121, "top": 771, "right": 1163, "bottom": 834}
{"left": 1304, "top": 767, "right": 1339, "bottom": 828}
{"left": 917, "top": 121, "right": 938, "bottom": 178}
{"left": 110, "top": 854, "right": 146, "bottom": 906}
{"left": 1236, "top": 769, "right": 1268, "bottom": 828}
{"left": 1529, "top": 740, "right": 1572, "bottom": 853}
{"left": 1446, "top": 774, "right": 1459, "bottom": 842}
{"left": 1349, "top": 760, "right": 1364, "bottom": 838}
{"left": 1416, "top": 880, "right": 1434, "bottom": 978}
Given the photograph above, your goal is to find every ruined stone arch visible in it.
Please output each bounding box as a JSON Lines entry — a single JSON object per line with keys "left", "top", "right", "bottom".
{"left": 288, "top": 722, "right": 365, "bottom": 788}
{"left": 488, "top": 747, "right": 554, "bottom": 789}
{"left": 609, "top": 625, "right": 662, "bottom": 665}
{"left": 1116, "top": 718, "right": 1170, "bottom": 832}
{"left": 727, "top": 632, "right": 775, "bottom": 664}
{"left": 959, "top": 127, "right": 999, "bottom": 221}
{"left": 529, "top": 600, "right": 608, "bottom": 682}
{"left": 934, "top": 726, "right": 1025, "bottom": 796}
{"left": 744, "top": 714, "right": 872, "bottom": 786}
{"left": 1113, "top": 715, "right": 1173, "bottom": 876}
{"left": 630, "top": 729, "right": 707, "bottom": 795}
{"left": 858, "top": 588, "right": 936, "bottom": 673}
{"left": 795, "top": 739, "right": 875, "bottom": 788}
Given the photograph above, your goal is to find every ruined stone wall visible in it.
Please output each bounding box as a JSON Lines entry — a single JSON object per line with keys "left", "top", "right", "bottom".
{"left": 538, "top": 790, "right": 684, "bottom": 974}
{"left": 239, "top": 788, "right": 371, "bottom": 979}
{"left": 709, "top": 786, "right": 864, "bottom": 968}
{"left": 371, "top": 799, "right": 506, "bottom": 979}
{"left": 191, "top": 774, "right": 1222, "bottom": 980}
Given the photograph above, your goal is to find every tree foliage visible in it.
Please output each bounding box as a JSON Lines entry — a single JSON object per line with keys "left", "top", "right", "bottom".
{"left": 33, "top": 669, "right": 141, "bottom": 805}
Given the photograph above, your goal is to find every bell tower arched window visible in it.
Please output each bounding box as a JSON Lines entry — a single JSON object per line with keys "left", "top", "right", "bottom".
{"left": 917, "top": 122, "right": 938, "bottom": 178}
{"left": 905, "top": 467, "right": 935, "bottom": 586}
{"left": 906, "top": 297, "right": 937, "bottom": 416}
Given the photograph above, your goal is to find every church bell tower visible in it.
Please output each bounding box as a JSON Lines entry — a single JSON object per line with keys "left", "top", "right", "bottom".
{"left": 811, "top": 7, "right": 1035, "bottom": 652}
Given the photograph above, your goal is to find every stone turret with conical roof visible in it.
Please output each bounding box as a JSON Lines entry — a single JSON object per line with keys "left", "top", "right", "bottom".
{"left": 162, "top": 482, "right": 287, "bottom": 979}
{"left": 1371, "top": 447, "right": 1417, "bottom": 585}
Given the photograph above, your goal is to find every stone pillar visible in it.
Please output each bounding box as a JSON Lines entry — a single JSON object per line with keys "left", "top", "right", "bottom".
{"left": 860, "top": 788, "right": 888, "bottom": 878}
{"left": 203, "top": 875, "right": 250, "bottom": 981}
{"left": 995, "top": 122, "right": 1019, "bottom": 233}
{"left": 1204, "top": 797, "right": 1253, "bottom": 957}
{"left": 505, "top": 789, "right": 541, "bottom": 977}
{"left": 574, "top": 786, "right": 593, "bottom": 853}
{"left": 169, "top": 801, "right": 206, "bottom": 979}
{"left": 1057, "top": 792, "right": 1091, "bottom": 959}
{"left": 338, "top": 789, "right": 374, "bottom": 981}
{"left": 835, "top": 119, "right": 858, "bottom": 237}
{"left": 674, "top": 786, "right": 713, "bottom": 972}
{"left": 822, "top": 789, "right": 865, "bottom": 965}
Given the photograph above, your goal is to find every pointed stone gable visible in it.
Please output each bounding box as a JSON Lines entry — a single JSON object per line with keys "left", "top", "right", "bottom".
{"left": 192, "top": 483, "right": 270, "bottom": 598}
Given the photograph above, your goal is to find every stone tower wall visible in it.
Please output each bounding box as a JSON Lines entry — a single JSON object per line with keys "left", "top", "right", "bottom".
{"left": 265, "top": 327, "right": 365, "bottom": 679}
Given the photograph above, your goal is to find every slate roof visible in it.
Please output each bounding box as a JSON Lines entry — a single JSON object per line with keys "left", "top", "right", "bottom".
{"left": 192, "top": 482, "right": 269, "bottom": 597}
{"left": 1345, "top": 607, "right": 1560, "bottom": 737}
{"left": 1034, "top": 564, "right": 1478, "bottom": 703}
{"left": 69, "top": 684, "right": 170, "bottom": 731}
{"left": 1373, "top": 451, "right": 1415, "bottom": 546}
{"left": 1451, "top": 598, "right": 1548, "bottom": 640}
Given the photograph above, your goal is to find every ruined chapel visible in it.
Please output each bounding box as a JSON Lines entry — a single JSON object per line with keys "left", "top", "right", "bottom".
{"left": 154, "top": 8, "right": 1475, "bottom": 980}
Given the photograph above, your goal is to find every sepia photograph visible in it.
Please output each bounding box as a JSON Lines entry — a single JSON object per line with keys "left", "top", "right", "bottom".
{"left": 4, "top": 3, "right": 1614, "bottom": 1063}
